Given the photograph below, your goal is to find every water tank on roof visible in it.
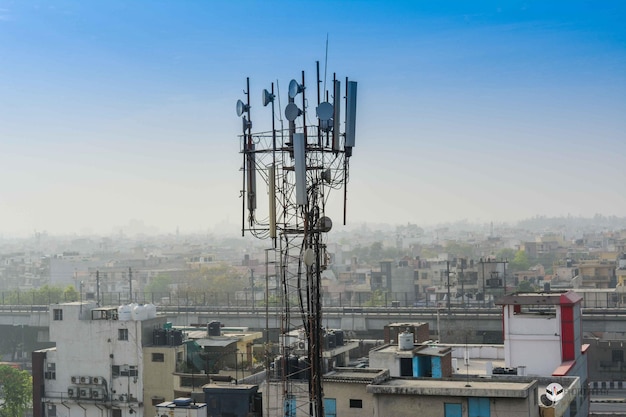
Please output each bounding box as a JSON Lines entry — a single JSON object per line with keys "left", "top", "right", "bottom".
{"left": 118, "top": 305, "right": 132, "bottom": 321}
{"left": 273, "top": 356, "right": 283, "bottom": 379}
{"left": 288, "top": 355, "right": 299, "bottom": 379}
{"left": 208, "top": 321, "right": 221, "bottom": 336}
{"left": 145, "top": 303, "right": 157, "bottom": 318}
{"left": 398, "top": 331, "right": 413, "bottom": 351}
{"left": 153, "top": 328, "right": 166, "bottom": 346}
{"left": 298, "top": 357, "right": 310, "bottom": 380}
{"left": 132, "top": 304, "right": 147, "bottom": 321}
{"left": 334, "top": 330, "right": 345, "bottom": 346}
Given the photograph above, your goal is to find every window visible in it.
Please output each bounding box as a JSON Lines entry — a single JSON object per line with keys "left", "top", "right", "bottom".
{"left": 324, "top": 398, "right": 336, "bottom": 417}
{"left": 349, "top": 399, "right": 363, "bottom": 408}
{"left": 112, "top": 410, "right": 122, "bottom": 417}
{"left": 468, "top": 397, "right": 490, "bottom": 417}
{"left": 612, "top": 349, "right": 624, "bottom": 363}
{"left": 118, "top": 328, "right": 128, "bottom": 341}
{"left": 47, "top": 404, "right": 57, "bottom": 417}
{"left": 45, "top": 363, "right": 56, "bottom": 380}
{"left": 112, "top": 365, "right": 120, "bottom": 377}
{"left": 53, "top": 309, "right": 63, "bottom": 321}
{"left": 152, "top": 352, "right": 165, "bottom": 362}
{"left": 444, "top": 403, "right": 462, "bottom": 417}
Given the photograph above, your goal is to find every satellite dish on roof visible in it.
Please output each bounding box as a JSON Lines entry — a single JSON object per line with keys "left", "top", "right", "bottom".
{"left": 285, "top": 102, "right": 302, "bottom": 121}
{"left": 288, "top": 79, "right": 303, "bottom": 98}
{"left": 236, "top": 99, "right": 249, "bottom": 117}
{"left": 316, "top": 102, "right": 333, "bottom": 121}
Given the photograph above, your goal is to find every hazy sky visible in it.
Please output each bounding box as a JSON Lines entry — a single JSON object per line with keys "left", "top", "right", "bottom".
{"left": 1, "top": 1, "right": 625, "bottom": 237}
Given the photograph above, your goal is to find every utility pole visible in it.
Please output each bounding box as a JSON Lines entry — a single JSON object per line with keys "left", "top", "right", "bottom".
{"left": 96, "top": 270, "right": 100, "bottom": 306}
{"left": 129, "top": 267, "right": 133, "bottom": 303}
{"left": 481, "top": 259, "right": 486, "bottom": 308}
{"left": 250, "top": 269, "right": 255, "bottom": 311}
{"left": 446, "top": 261, "right": 451, "bottom": 312}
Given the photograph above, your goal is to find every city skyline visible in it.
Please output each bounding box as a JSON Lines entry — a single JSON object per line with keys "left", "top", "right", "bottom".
{"left": 1, "top": 1, "right": 625, "bottom": 237}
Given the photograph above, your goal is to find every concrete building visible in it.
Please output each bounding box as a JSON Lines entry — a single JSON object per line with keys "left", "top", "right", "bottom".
{"left": 497, "top": 291, "right": 590, "bottom": 417}
{"left": 144, "top": 342, "right": 185, "bottom": 417}
{"left": 33, "top": 302, "right": 167, "bottom": 417}
{"left": 321, "top": 367, "right": 577, "bottom": 417}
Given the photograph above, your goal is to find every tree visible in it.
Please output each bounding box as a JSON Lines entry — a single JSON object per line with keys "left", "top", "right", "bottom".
{"left": 184, "top": 263, "right": 247, "bottom": 295}
{"left": 63, "top": 285, "right": 78, "bottom": 302}
{"left": 510, "top": 250, "right": 530, "bottom": 272}
{"left": 145, "top": 273, "right": 173, "bottom": 294}
{"left": 496, "top": 248, "right": 516, "bottom": 261}
{"left": 0, "top": 365, "right": 31, "bottom": 417}
{"left": 516, "top": 280, "right": 535, "bottom": 293}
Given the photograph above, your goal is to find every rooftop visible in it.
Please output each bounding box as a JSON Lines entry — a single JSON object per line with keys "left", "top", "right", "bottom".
{"left": 496, "top": 290, "right": 582, "bottom": 306}
{"left": 366, "top": 377, "right": 536, "bottom": 398}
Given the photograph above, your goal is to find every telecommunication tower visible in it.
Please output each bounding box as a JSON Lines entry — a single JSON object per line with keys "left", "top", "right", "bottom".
{"left": 235, "top": 62, "right": 357, "bottom": 417}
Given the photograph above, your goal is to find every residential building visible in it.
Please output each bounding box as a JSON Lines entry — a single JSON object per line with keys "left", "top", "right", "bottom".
{"left": 33, "top": 301, "right": 168, "bottom": 417}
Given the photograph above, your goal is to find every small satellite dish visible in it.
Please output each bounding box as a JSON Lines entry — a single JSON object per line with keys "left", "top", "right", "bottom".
{"left": 316, "top": 102, "right": 333, "bottom": 121}
{"left": 236, "top": 99, "right": 249, "bottom": 117}
{"left": 318, "top": 216, "right": 332, "bottom": 233}
{"left": 284, "top": 102, "right": 302, "bottom": 121}
{"left": 262, "top": 89, "right": 275, "bottom": 107}
{"left": 288, "top": 79, "right": 303, "bottom": 98}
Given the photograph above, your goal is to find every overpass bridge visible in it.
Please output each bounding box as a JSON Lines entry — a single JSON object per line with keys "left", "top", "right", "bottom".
{"left": 1, "top": 305, "right": 624, "bottom": 345}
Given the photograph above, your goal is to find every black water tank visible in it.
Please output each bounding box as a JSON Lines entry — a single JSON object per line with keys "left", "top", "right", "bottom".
{"left": 298, "top": 357, "right": 310, "bottom": 380}
{"left": 208, "top": 321, "right": 221, "bottom": 336}
{"left": 288, "top": 355, "right": 299, "bottom": 379}
{"left": 326, "top": 332, "right": 337, "bottom": 349}
{"left": 153, "top": 328, "right": 166, "bottom": 346}
{"left": 334, "top": 330, "right": 345, "bottom": 346}
{"left": 171, "top": 329, "right": 183, "bottom": 346}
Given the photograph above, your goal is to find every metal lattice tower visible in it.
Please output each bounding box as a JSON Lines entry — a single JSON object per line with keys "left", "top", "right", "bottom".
{"left": 236, "top": 64, "right": 357, "bottom": 417}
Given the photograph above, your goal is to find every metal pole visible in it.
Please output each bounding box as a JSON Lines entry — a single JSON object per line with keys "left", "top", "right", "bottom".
{"left": 446, "top": 261, "right": 451, "bottom": 312}
{"left": 481, "top": 259, "right": 486, "bottom": 308}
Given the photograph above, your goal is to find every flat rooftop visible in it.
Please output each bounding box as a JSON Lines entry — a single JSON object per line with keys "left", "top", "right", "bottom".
{"left": 367, "top": 377, "right": 536, "bottom": 398}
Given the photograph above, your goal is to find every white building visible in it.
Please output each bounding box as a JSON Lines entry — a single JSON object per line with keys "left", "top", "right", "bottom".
{"left": 33, "top": 301, "right": 164, "bottom": 417}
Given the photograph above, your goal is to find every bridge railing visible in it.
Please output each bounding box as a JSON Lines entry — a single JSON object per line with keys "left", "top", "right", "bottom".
{"left": 0, "top": 290, "right": 492, "bottom": 310}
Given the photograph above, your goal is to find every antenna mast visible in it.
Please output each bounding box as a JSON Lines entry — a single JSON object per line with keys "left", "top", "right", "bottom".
{"left": 236, "top": 61, "right": 358, "bottom": 417}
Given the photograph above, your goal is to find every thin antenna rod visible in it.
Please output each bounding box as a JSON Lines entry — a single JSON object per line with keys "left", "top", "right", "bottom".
{"left": 323, "top": 33, "right": 329, "bottom": 95}
{"left": 316, "top": 61, "right": 321, "bottom": 147}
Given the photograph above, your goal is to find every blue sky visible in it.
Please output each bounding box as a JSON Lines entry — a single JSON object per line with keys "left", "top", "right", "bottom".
{"left": 1, "top": 1, "right": 625, "bottom": 237}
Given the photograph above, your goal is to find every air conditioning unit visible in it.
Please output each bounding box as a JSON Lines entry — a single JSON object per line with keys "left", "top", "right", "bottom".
{"left": 79, "top": 388, "right": 91, "bottom": 399}
{"left": 91, "top": 388, "right": 103, "bottom": 399}
{"left": 80, "top": 376, "right": 92, "bottom": 384}
{"left": 67, "top": 387, "right": 77, "bottom": 398}
{"left": 71, "top": 376, "right": 80, "bottom": 384}
{"left": 92, "top": 376, "right": 104, "bottom": 385}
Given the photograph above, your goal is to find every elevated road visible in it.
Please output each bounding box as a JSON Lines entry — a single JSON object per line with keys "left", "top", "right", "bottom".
{"left": 1, "top": 305, "right": 624, "bottom": 344}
